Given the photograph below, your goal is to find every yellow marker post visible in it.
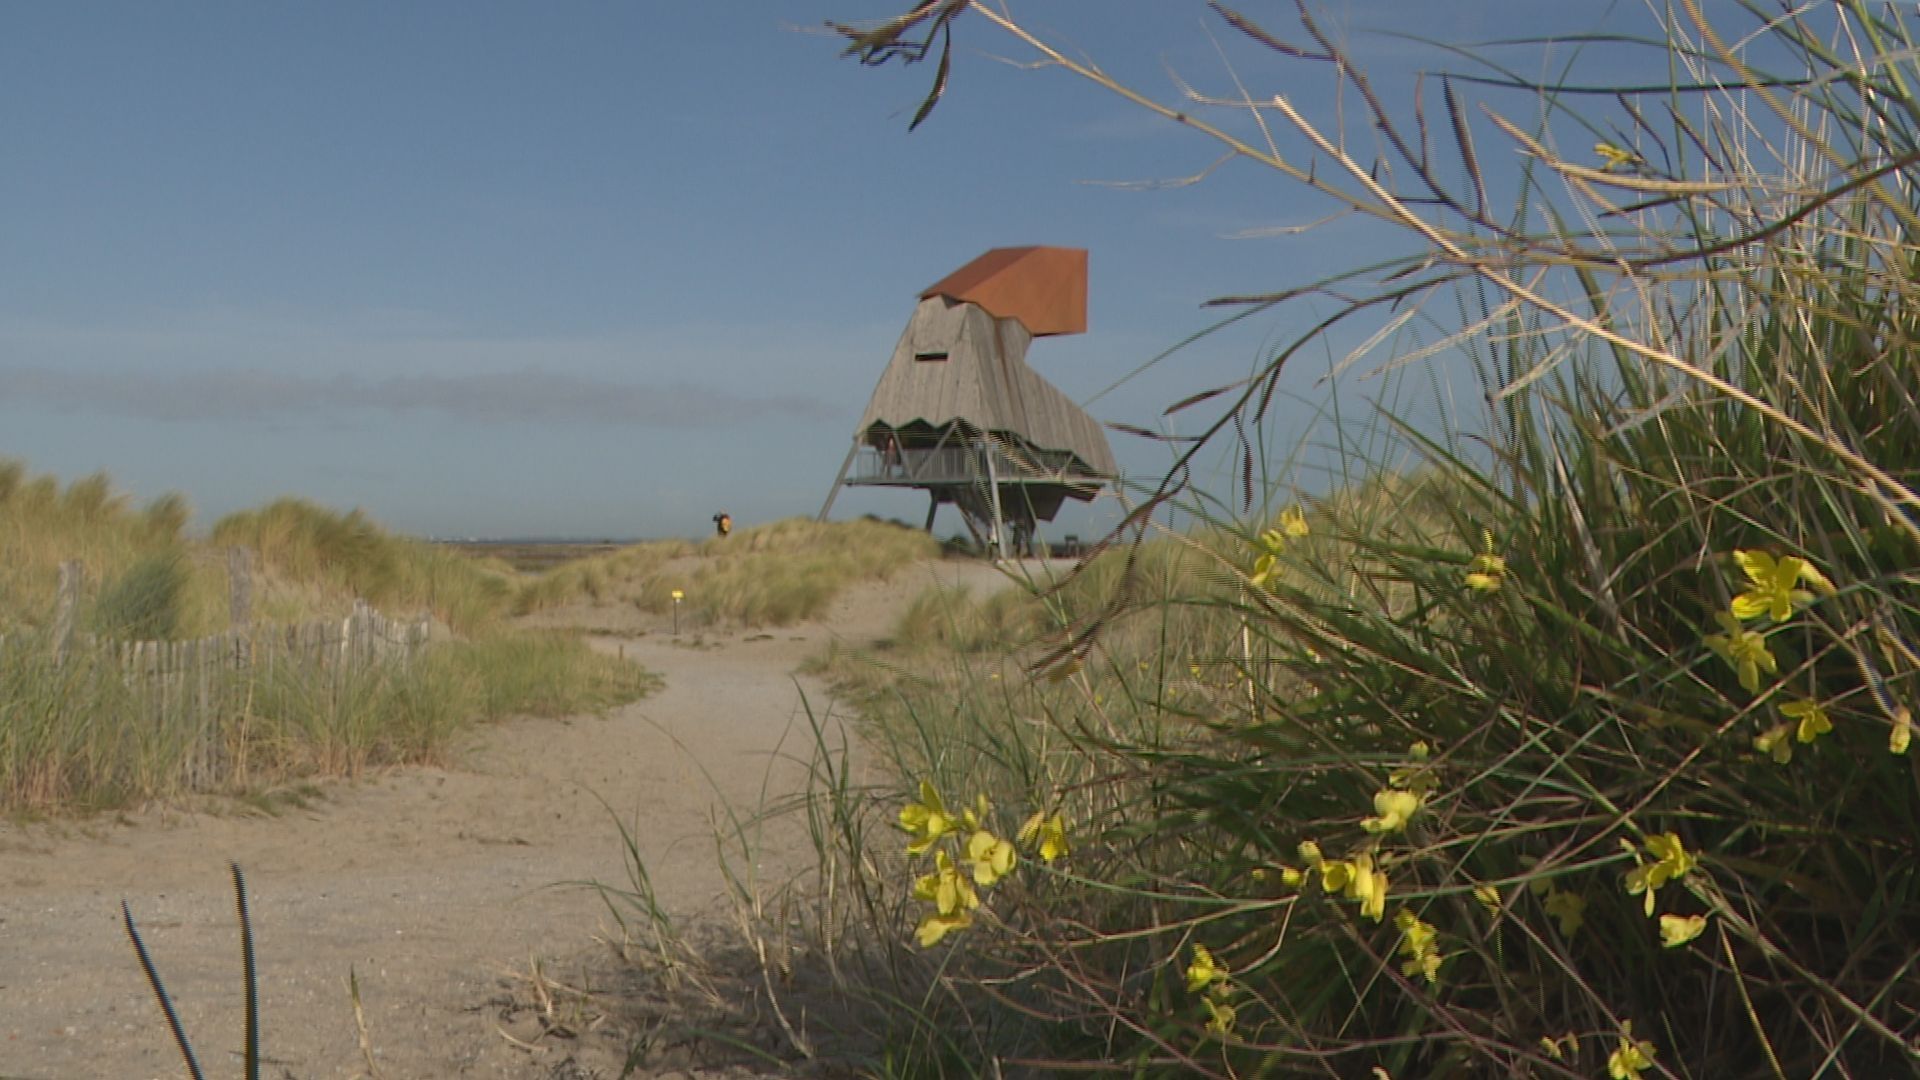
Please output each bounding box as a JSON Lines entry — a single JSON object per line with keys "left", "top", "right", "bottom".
{"left": 670, "top": 588, "right": 684, "bottom": 634}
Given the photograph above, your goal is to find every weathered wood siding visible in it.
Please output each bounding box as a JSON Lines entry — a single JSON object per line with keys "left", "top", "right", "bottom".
{"left": 856, "top": 297, "right": 1118, "bottom": 477}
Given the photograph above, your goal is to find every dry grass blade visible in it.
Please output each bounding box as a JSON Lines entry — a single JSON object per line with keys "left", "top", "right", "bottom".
{"left": 121, "top": 900, "right": 205, "bottom": 1080}
{"left": 348, "top": 966, "right": 383, "bottom": 1080}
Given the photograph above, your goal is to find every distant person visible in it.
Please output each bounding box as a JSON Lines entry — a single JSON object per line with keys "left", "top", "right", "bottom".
{"left": 713, "top": 512, "right": 732, "bottom": 538}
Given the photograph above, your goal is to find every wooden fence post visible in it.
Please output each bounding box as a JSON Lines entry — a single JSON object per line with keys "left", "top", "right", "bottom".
{"left": 52, "top": 560, "right": 84, "bottom": 664}
{"left": 227, "top": 546, "right": 253, "bottom": 629}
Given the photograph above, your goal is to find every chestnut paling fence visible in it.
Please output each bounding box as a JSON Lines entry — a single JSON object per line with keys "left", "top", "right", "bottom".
{"left": 0, "top": 558, "right": 432, "bottom": 793}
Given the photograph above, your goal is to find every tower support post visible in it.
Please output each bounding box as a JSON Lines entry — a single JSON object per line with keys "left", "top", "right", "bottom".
{"left": 817, "top": 442, "right": 859, "bottom": 522}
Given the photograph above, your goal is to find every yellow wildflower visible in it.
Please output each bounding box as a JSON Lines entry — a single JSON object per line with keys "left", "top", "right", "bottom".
{"left": 1472, "top": 884, "right": 1502, "bottom": 914}
{"left": 914, "top": 908, "right": 972, "bottom": 947}
{"left": 1731, "top": 550, "right": 1830, "bottom": 621}
{"left": 1781, "top": 699, "right": 1832, "bottom": 744}
{"left": 1542, "top": 887, "right": 1586, "bottom": 939}
{"left": 910, "top": 849, "right": 979, "bottom": 947}
{"left": 1185, "top": 944, "right": 1229, "bottom": 994}
{"left": 1299, "top": 839, "right": 1352, "bottom": 894}
{"left": 1540, "top": 1033, "right": 1577, "bottom": 1061}
{"left": 1394, "top": 909, "right": 1442, "bottom": 984}
{"left": 1893, "top": 707, "right": 1913, "bottom": 755}
{"left": 1017, "top": 811, "right": 1070, "bottom": 863}
{"left": 1248, "top": 533, "right": 1285, "bottom": 588}
{"left": 1705, "top": 610, "right": 1777, "bottom": 692}
{"left": 1346, "top": 852, "right": 1389, "bottom": 922}
{"left": 960, "top": 792, "right": 991, "bottom": 831}
{"left": 1320, "top": 860, "right": 1354, "bottom": 894}
{"left": 1754, "top": 724, "right": 1794, "bottom": 764}
{"left": 1607, "top": 1023, "right": 1658, "bottom": 1078}
{"left": 1465, "top": 552, "right": 1506, "bottom": 592}
{"left": 966, "top": 829, "right": 1017, "bottom": 887}
{"left": 1388, "top": 746, "right": 1437, "bottom": 794}
{"left": 912, "top": 849, "right": 979, "bottom": 917}
{"left": 1278, "top": 505, "right": 1309, "bottom": 539}
{"left": 899, "top": 779, "right": 957, "bottom": 856}
{"left": 1247, "top": 510, "right": 1309, "bottom": 588}
{"left": 1248, "top": 553, "right": 1277, "bottom": 588}
{"left": 1465, "top": 529, "right": 1505, "bottom": 592}
{"left": 1624, "top": 832, "right": 1697, "bottom": 917}
{"left": 1659, "top": 913, "right": 1708, "bottom": 948}
{"left": 1361, "top": 788, "right": 1423, "bottom": 834}
{"left": 1202, "top": 996, "right": 1237, "bottom": 1038}
{"left": 1595, "top": 140, "right": 1644, "bottom": 172}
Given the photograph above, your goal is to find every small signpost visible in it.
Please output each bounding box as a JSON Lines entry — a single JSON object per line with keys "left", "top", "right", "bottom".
{"left": 671, "top": 588, "right": 684, "bottom": 634}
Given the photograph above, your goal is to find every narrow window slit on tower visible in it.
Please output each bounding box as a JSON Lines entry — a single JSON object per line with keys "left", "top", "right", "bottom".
{"left": 914, "top": 350, "right": 950, "bottom": 362}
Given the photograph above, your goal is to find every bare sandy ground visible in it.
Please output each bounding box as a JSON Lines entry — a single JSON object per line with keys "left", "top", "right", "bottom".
{"left": 0, "top": 558, "right": 1035, "bottom": 1079}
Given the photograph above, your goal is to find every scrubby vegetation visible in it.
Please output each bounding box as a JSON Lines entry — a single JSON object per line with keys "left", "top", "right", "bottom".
{"left": 638, "top": 5, "right": 1920, "bottom": 1076}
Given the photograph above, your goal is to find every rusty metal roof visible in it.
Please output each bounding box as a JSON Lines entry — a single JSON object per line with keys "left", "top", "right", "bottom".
{"left": 919, "top": 246, "right": 1087, "bottom": 337}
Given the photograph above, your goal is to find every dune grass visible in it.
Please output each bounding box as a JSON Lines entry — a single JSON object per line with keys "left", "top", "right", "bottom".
{"left": 0, "top": 467, "right": 657, "bottom": 814}
{"left": 624, "top": 5, "right": 1920, "bottom": 1076}
{"left": 0, "top": 462, "right": 230, "bottom": 638}
{"left": 510, "top": 537, "right": 696, "bottom": 616}
{"left": 514, "top": 516, "right": 942, "bottom": 627}
{"left": 212, "top": 498, "right": 516, "bottom": 634}
{"left": 0, "top": 624, "right": 657, "bottom": 815}
{"left": 0, "top": 467, "right": 522, "bottom": 639}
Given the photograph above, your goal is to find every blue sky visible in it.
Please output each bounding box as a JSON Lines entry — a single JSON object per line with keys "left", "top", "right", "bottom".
{"left": 0, "top": 2, "right": 1670, "bottom": 539}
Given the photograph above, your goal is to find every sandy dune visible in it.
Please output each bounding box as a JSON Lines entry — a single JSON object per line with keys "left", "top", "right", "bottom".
{"left": 0, "top": 558, "right": 1029, "bottom": 1079}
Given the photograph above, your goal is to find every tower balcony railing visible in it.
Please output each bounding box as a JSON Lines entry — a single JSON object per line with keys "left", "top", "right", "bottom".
{"left": 847, "top": 444, "right": 1088, "bottom": 486}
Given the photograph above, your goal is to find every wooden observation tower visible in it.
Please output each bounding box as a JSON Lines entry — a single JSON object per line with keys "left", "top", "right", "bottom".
{"left": 818, "top": 246, "right": 1116, "bottom": 555}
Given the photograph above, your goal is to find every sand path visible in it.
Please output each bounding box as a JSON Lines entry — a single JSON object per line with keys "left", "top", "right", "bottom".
{"left": 0, "top": 559, "right": 1027, "bottom": 1079}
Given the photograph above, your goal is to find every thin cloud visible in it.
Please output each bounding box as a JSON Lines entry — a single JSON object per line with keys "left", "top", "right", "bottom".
{"left": 0, "top": 365, "right": 839, "bottom": 427}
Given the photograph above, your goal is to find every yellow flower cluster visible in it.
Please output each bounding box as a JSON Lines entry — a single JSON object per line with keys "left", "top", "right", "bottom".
{"left": 1619, "top": 830, "right": 1711, "bottom": 951}
{"left": 1184, "top": 944, "right": 1237, "bottom": 1037}
{"left": 1704, "top": 610, "right": 1776, "bottom": 693}
{"left": 1393, "top": 909, "right": 1442, "bottom": 984}
{"left": 1540, "top": 884, "right": 1587, "bottom": 939}
{"left": 1707, "top": 551, "right": 1854, "bottom": 758}
{"left": 1386, "top": 740, "right": 1436, "bottom": 795}
{"left": 1361, "top": 787, "right": 1423, "bottom": 834}
{"left": 900, "top": 780, "right": 1069, "bottom": 947}
{"left": 899, "top": 779, "right": 958, "bottom": 856}
{"left": 1607, "top": 1022, "right": 1659, "bottom": 1078}
{"left": 1465, "top": 529, "right": 1506, "bottom": 593}
{"left": 1730, "top": 549, "right": 1831, "bottom": 620}
{"left": 1298, "top": 841, "right": 1389, "bottom": 921}
{"left": 911, "top": 850, "right": 978, "bottom": 947}
{"left": 1700, "top": 549, "right": 1920, "bottom": 759}
{"left": 1622, "top": 831, "right": 1695, "bottom": 917}
{"left": 1539, "top": 1019, "right": 1662, "bottom": 1075}
{"left": 1017, "top": 810, "right": 1070, "bottom": 863}
{"left": 1367, "top": 734, "right": 1428, "bottom": 837}
{"left": 1659, "top": 913, "right": 1708, "bottom": 948}
{"left": 1247, "top": 506, "right": 1309, "bottom": 589}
